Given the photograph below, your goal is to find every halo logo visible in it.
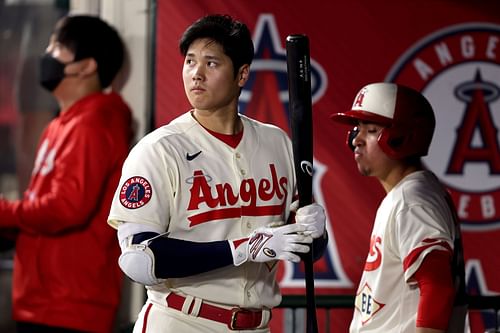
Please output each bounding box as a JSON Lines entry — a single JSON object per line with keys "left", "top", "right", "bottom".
{"left": 386, "top": 23, "right": 500, "bottom": 231}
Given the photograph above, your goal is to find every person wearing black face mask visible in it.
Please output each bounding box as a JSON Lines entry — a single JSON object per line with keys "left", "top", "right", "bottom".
{"left": 38, "top": 53, "right": 79, "bottom": 92}
{"left": 0, "top": 15, "right": 133, "bottom": 333}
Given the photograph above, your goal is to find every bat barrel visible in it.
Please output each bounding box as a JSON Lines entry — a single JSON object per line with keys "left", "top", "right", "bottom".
{"left": 286, "top": 35, "right": 312, "bottom": 110}
{"left": 286, "top": 34, "right": 314, "bottom": 207}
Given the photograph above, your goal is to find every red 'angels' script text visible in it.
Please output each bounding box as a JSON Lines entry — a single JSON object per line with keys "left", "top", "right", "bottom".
{"left": 187, "top": 164, "right": 288, "bottom": 226}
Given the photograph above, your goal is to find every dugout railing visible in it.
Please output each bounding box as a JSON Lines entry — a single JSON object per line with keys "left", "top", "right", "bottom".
{"left": 278, "top": 294, "right": 500, "bottom": 332}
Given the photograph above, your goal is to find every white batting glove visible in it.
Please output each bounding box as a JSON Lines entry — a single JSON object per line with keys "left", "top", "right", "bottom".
{"left": 291, "top": 201, "right": 326, "bottom": 239}
{"left": 229, "top": 223, "right": 314, "bottom": 266}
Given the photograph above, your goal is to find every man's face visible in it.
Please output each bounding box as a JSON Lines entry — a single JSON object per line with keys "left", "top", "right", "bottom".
{"left": 182, "top": 38, "right": 247, "bottom": 113}
{"left": 42, "top": 34, "right": 81, "bottom": 96}
{"left": 350, "top": 121, "right": 397, "bottom": 179}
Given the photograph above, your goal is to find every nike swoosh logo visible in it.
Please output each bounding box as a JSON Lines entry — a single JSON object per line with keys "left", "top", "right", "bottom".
{"left": 186, "top": 151, "right": 202, "bottom": 161}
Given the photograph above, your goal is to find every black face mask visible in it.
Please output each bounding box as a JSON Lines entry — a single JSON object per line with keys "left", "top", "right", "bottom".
{"left": 39, "top": 53, "right": 75, "bottom": 92}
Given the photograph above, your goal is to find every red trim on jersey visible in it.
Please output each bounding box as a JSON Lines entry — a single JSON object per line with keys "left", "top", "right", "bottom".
{"left": 233, "top": 237, "right": 249, "bottom": 249}
{"left": 188, "top": 203, "right": 285, "bottom": 226}
{"left": 403, "top": 238, "right": 452, "bottom": 271}
{"left": 204, "top": 127, "right": 244, "bottom": 148}
{"left": 142, "top": 302, "right": 153, "bottom": 333}
{"left": 414, "top": 250, "right": 454, "bottom": 330}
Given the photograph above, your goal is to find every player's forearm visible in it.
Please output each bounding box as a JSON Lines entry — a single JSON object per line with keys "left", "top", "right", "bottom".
{"left": 133, "top": 232, "right": 234, "bottom": 279}
{"left": 118, "top": 231, "right": 236, "bottom": 285}
{"left": 121, "top": 225, "right": 315, "bottom": 285}
{"left": 414, "top": 251, "right": 455, "bottom": 331}
{"left": 152, "top": 236, "right": 234, "bottom": 278}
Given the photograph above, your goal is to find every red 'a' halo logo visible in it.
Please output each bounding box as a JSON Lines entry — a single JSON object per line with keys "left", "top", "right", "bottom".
{"left": 386, "top": 23, "right": 500, "bottom": 231}
{"left": 353, "top": 87, "right": 368, "bottom": 108}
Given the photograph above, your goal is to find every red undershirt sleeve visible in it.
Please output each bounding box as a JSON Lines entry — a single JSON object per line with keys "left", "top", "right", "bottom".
{"left": 413, "top": 250, "right": 455, "bottom": 330}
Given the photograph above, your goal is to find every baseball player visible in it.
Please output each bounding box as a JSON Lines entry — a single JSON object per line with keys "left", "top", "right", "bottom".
{"left": 331, "top": 83, "right": 467, "bottom": 333}
{"left": 108, "top": 14, "right": 328, "bottom": 333}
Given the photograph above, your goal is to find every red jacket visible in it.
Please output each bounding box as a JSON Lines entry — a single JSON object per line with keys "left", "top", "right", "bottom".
{"left": 0, "top": 92, "right": 132, "bottom": 332}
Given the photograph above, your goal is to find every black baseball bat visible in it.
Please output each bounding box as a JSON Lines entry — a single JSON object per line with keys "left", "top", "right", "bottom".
{"left": 286, "top": 34, "right": 318, "bottom": 333}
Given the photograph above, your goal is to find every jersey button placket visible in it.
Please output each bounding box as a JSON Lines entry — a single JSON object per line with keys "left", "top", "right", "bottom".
{"left": 234, "top": 151, "right": 247, "bottom": 177}
{"left": 233, "top": 151, "right": 249, "bottom": 232}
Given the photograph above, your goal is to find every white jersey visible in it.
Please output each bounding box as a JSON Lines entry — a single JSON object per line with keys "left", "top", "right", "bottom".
{"left": 350, "top": 170, "right": 457, "bottom": 332}
{"left": 108, "top": 111, "right": 296, "bottom": 309}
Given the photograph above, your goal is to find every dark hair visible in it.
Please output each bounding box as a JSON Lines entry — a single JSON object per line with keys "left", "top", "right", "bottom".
{"left": 54, "top": 15, "right": 125, "bottom": 88}
{"left": 179, "top": 14, "right": 254, "bottom": 77}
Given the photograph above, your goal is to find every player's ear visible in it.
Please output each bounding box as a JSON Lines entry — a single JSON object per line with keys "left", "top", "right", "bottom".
{"left": 237, "top": 64, "right": 250, "bottom": 87}
{"left": 78, "top": 58, "right": 98, "bottom": 76}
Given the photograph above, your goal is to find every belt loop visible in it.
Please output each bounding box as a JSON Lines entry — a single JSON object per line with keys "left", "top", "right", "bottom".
{"left": 190, "top": 297, "right": 202, "bottom": 317}
{"left": 181, "top": 295, "right": 194, "bottom": 315}
{"left": 258, "top": 309, "right": 272, "bottom": 328}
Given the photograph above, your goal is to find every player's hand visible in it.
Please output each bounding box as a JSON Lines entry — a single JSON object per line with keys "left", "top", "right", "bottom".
{"left": 230, "top": 223, "right": 313, "bottom": 266}
{"left": 290, "top": 201, "right": 326, "bottom": 239}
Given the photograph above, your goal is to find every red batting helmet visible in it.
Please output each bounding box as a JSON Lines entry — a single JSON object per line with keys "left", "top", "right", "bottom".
{"left": 330, "top": 82, "right": 436, "bottom": 159}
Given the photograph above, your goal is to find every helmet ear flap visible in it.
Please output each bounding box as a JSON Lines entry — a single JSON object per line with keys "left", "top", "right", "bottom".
{"left": 386, "top": 127, "right": 408, "bottom": 150}
{"left": 378, "top": 128, "right": 402, "bottom": 159}
{"left": 378, "top": 126, "right": 416, "bottom": 159}
{"left": 346, "top": 128, "right": 359, "bottom": 151}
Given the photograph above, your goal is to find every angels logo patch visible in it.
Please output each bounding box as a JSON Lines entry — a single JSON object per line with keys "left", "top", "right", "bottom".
{"left": 386, "top": 23, "right": 500, "bottom": 231}
{"left": 120, "top": 176, "right": 152, "bottom": 209}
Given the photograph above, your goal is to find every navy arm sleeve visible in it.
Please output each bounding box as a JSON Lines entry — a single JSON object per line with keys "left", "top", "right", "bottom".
{"left": 132, "top": 232, "right": 233, "bottom": 278}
